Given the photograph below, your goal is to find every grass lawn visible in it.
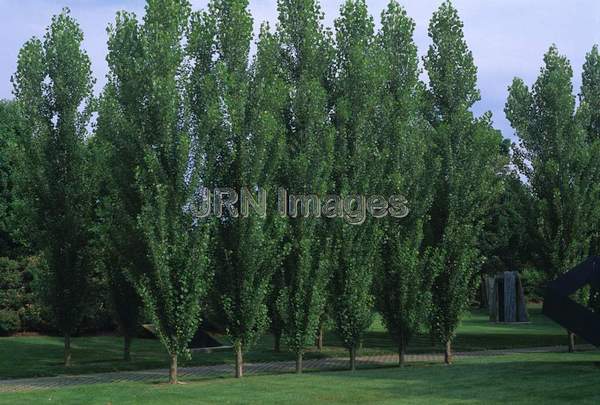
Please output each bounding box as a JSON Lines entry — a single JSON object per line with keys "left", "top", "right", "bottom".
{"left": 1, "top": 352, "right": 599, "bottom": 404}
{"left": 0, "top": 304, "right": 579, "bottom": 379}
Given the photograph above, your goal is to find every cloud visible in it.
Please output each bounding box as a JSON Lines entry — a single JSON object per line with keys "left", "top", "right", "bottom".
{"left": 2, "top": 0, "right": 599, "bottom": 140}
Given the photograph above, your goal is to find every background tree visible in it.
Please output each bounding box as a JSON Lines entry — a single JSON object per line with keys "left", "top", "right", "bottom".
{"left": 0, "top": 101, "right": 39, "bottom": 339}
{"left": 506, "top": 45, "right": 600, "bottom": 351}
{"left": 0, "top": 100, "right": 25, "bottom": 258}
{"left": 373, "top": 0, "right": 437, "bottom": 367}
{"left": 93, "top": 27, "right": 148, "bottom": 360}
{"left": 423, "top": 1, "right": 504, "bottom": 364}
{"left": 579, "top": 45, "right": 600, "bottom": 259}
{"left": 246, "top": 22, "right": 290, "bottom": 359}
{"left": 12, "top": 9, "right": 96, "bottom": 366}
{"left": 329, "top": 0, "right": 380, "bottom": 371}
{"left": 187, "top": 0, "right": 286, "bottom": 378}
{"left": 478, "top": 140, "right": 542, "bottom": 305}
{"left": 267, "top": 268, "right": 285, "bottom": 352}
{"left": 579, "top": 45, "right": 600, "bottom": 143}
{"left": 479, "top": 146, "right": 536, "bottom": 275}
{"left": 275, "top": 0, "right": 335, "bottom": 373}
{"left": 579, "top": 45, "right": 600, "bottom": 314}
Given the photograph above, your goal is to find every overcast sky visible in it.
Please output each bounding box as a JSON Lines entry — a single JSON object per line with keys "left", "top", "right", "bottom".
{"left": 1, "top": 0, "right": 599, "bottom": 140}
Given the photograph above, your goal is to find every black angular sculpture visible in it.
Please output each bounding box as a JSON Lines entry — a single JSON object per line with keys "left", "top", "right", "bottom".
{"left": 542, "top": 256, "right": 600, "bottom": 347}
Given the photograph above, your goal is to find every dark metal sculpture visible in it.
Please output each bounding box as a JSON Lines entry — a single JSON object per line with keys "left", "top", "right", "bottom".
{"left": 542, "top": 256, "right": 600, "bottom": 347}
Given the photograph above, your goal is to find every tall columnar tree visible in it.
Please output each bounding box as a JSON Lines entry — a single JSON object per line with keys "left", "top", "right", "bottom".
{"left": 579, "top": 45, "right": 600, "bottom": 143}
{"left": 373, "top": 0, "right": 437, "bottom": 367}
{"left": 329, "top": 0, "right": 380, "bottom": 371}
{"left": 423, "top": 1, "right": 504, "bottom": 364}
{"left": 579, "top": 45, "right": 600, "bottom": 261}
{"left": 248, "top": 22, "right": 290, "bottom": 358}
{"left": 275, "top": 0, "right": 335, "bottom": 373}
{"left": 267, "top": 275, "right": 285, "bottom": 352}
{"left": 187, "top": 0, "right": 286, "bottom": 378}
{"left": 506, "top": 45, "right": 600, "bottom": 351}
{"left": 102, "top": 0, "right": 212, "bottom": 384}
{"left": 92, "top": 12, "right": 150, "bottom": 360}
{"left": 12, "top": 9, "right": 95, "bottom": 366}
{"left": 0, "top": 100, "right": 26, "bottom": 258}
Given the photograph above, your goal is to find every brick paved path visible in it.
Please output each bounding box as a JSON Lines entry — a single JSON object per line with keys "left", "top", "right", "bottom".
{"left": 0, "top": 345, "right": 595, "bottom": 393}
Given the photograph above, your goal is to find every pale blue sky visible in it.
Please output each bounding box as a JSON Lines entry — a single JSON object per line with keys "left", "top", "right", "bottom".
{"left": 1, "top": 0, "right": 599, "bottom": 140}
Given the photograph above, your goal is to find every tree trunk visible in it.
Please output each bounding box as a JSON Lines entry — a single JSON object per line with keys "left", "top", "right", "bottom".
{"left": 349, "top": 346, "right": 356, "bottom": 371}
{"left": 64, "top": 334, "right": 72, "bottom": 367}
{"left": 568, "top": 331, "right": 576, "bottom": 353}
{"left": 480, "top": 275, "right": 488, "bottom": 309}
{"left": 169, "top": 354, "right": 178, "bottom": 384}
{"left": 235, "top": 344, "right": 244, "bottom": 378}
{"left": 295, "top": 352, "right": 303, "bottom": 374}
{"left": 444, "top": 340, "right": 452, "bottom": 365}
{"left": 316, "top": 325, "right": 324, "bottom": 352}
{"left": 398, "top": 340, "right": 406, "bottom": 367}
{"left": 274, "top": 331, "right": 281, "bottom": 353}
{"left": 124, "top": 335, "right": 132, "bottom": 361}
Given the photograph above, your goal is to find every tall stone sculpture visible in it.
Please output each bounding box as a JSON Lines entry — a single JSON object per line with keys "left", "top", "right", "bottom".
{"left": 486, "top": 271, "right": 529, "bottom": 323}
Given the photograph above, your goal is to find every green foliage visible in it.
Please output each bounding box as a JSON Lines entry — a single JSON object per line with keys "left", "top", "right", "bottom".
{"left": 579, "top": 45, "right": 600, "bottom": 257}
{"left": 250, "top": 24, "right": 290, "bottom": 352}
{"left": 372, "top": 0, "right": 438, "bottom": 360}
{"left": 8, "top": 0, "right": 598, "bottom": 374}
{"left": 0, "top": 100, "right": 26, "bottom": 257}
{"left": 579, "top": 45, "right": 600, "bottom": 142}
{"left": 0, "top": 256, "right": 53, "bottom": 333}
{"left": 274, "top": 0, "right": 335, "bottom": 368}
{"left": 423, "top": 1, "right": 479, "bottom": 120}
{"left": 424, "top": 1, "right": 505, "bottom": 347}
{"left": 12, "top": 8, "right": 96, "bottom": 341}
{"left": 520, "top": 266, "right": 547, "bottom": 301}
{"left": 187, "top": 0, "right": 287, "bottom": 374}
{"left": 103, "top": 0, "right": 214, "bottom": 369}
{"left": 0, "top": 309, "right": 20, "bottom": 336}
{"left": 579, "top": 45, "right": 600, "bottom": 311}
{"left": 329, "top": 0, "right": 379, "bottom": 364}
{"left": 0, "top": 257, "right": 27, "bottom": 335}
{"left": 506, "top": 45, "right": 600, "bottom": 279}
{"left": 94, "top": 7, "right": 149, "bottom": 358}
{"left": 480, "top": 166, "right": 541, "bottom": 276}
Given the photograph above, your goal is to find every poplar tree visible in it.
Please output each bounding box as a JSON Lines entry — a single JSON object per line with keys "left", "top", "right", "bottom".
{"left": 373, "top": 0, "right": 437, "bottom": 367}
{"left": 12, "top": 9, "right": 95, "bottom": 366}
{"left": 103, "top": 0, "right": 212, "bottom": 384}
{"left": 93, "top": 15, "right": 149, "bottom": 360}
{"left": 506, "top": 45, "right": 600, "bottom": 351}
{"left": 275, "top": 0, "right": 335, "bottom": 373}
{"left": 579, "top": 45, "right": 600, "bottom": 143}
{"left": 579, "top": 45, "right": 600, "bottom": 312}
{"left": 329, "top": 0, "right": 380, "bottom": 371}
{"left": 187, "top": 0, "right": 286, "bottom": 378}
{"left": 423, "top": 1, "right": 504, "bottom": 364}
{"left": 0, "top": 100, "right": 25, "bottom": 257}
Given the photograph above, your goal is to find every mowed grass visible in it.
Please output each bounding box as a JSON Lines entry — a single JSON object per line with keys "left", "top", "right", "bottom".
{"left": 0, "top": 304, "right": 577, "bottom": 379}
{"left": 1, "top": 352, "right": 599, "bottom": 404}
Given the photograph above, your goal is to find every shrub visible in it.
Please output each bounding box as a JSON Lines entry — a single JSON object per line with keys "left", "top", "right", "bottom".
{"left": 520, "top": 266, "right": 546, "bottom": 301}
{"left": 0, "top": 309, "right": 21, "bottom": 335}
{"left": 0, "top": 256, "right": 55, "bottom": 333}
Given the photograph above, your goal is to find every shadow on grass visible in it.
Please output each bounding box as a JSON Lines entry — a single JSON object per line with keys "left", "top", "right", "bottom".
{"left": 298, "top": 354, "right": 600, "bottom": 404}
{"left": 0, "top": 304, "right": 586, "bottom": 381}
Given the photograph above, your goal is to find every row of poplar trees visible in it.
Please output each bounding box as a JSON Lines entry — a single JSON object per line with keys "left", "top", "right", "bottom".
{"left": 12, "top": 0, "right": 563, "bottom": 384}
